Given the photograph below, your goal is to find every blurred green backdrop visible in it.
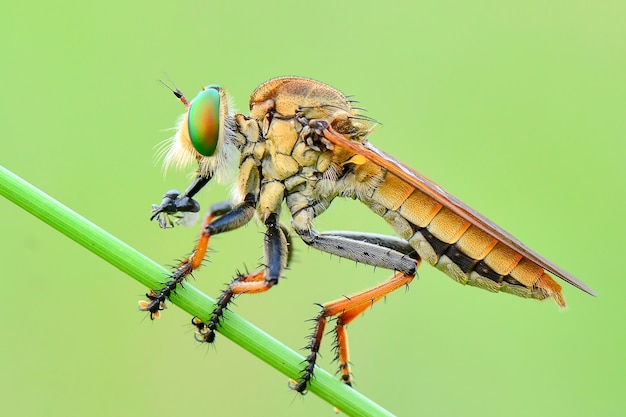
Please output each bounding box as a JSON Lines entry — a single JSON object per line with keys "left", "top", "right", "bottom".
{"left": 1, "top": 1, "right": 624, "bottom": 416}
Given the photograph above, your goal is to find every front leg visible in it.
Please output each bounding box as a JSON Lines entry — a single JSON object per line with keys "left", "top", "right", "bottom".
{"left": 138, "top": 193, "right": 256, "bottom": 319}
{"left": 150, "top": 175, "right": 211, "bottom": 228}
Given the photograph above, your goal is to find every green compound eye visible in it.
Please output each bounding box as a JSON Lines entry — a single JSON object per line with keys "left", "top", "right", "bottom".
{"left": 188, "top": 87, "right": 221, "bottom": 156}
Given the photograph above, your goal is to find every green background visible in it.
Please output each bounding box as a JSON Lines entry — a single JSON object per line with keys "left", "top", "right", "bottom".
{"left": 1, "top": 1, "right": 624, "bottom": 416}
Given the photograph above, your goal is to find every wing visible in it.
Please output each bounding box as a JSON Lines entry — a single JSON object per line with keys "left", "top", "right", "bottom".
{"left": 322, "top": 126, "right": 597, "bottom": 296}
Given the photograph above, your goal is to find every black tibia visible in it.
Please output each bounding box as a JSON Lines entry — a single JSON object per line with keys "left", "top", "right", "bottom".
{"left": 297, "top": 229, "right": 418, "bottom": 275}
{"left": 150, "top": 175, "right": 211, "bottom": 228}
{"left": 204, "top": 193, "right": 256, "bottom": 235}
{"left": 194, "top": 212, "right": 291, "bottom": 344}
{"left": 139, "top": 196, "right": 256, "bottom": 320}
{"left": 264, "top": 213, "right": 289, "bottom": 285}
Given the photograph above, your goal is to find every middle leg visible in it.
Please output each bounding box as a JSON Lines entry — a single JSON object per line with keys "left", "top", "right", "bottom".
{"left": 193, "top": 212, "right": 292, "bottom": 343}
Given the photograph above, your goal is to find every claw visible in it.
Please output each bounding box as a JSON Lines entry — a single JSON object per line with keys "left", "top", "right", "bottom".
{"left": 138, "top": 290, "right": 167, "bottom": 319}
{"left": 288, "top": 379, "right": 309, "bottom": 395}
{"left": 191, "top": 316, "right": 217, "bottom": 343}
{"left": 138, "top": 300, "right": 162, "bottom": 319}
{"left": 151, "top": 208, "right": 175, "bottom": 228}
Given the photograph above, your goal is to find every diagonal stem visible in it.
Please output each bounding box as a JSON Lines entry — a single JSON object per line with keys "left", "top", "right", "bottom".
{"left": 0, "top": 164, "right": 396, "bottom": 417}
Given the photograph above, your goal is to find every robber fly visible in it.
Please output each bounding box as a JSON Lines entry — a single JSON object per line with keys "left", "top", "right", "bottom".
{"left": 139, "top": 76, "right": 596, "bottom": 393}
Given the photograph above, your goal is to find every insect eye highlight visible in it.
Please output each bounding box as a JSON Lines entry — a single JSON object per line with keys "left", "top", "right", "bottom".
{"left": 187, "top": 87, "right": 221, "bottom": 156}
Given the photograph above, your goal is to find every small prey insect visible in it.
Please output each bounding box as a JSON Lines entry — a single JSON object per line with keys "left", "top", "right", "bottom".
{"left": 139, "top": 76, "right": 596, "bottom": 394}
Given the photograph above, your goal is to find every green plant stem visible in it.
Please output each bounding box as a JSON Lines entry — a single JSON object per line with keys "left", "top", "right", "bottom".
{"left": 0, "top": 164, "right": 395, "bottom": 417}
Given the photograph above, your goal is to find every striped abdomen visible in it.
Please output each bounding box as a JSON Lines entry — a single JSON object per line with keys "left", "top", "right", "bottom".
{"left": 362, "top": 170, "right": 565, "bottom": 307}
